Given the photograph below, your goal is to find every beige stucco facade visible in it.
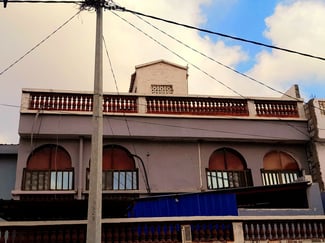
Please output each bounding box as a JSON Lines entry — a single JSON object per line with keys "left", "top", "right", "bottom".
{"left": 2, "top": 60, "right": 325, "bottom": 242}
{"left": 129, "top": 60, "right": 188, "bottom": 95}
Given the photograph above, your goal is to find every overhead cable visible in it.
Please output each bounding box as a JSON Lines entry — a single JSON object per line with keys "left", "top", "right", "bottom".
{"left": 127, "top": 10, "right": 323, "bottom": 113}
{"left": 111, "top": 11, "right": 245, "bottom": 98}
{"left": 111, "top": 6, "right": 325, "bottom": 62}
{"left": 132, "top": 13, "right": 298, "bottom": 101}
{"left": 0, "top": 10, "right": 81, "bottom": 76}
{"left": 102, "top": 35, "right": 120, "bottom": 93}
{"left": 102, "top": 35, "right": 151, "bottom": 193}
{"left": 0, "top": 101, "right": 312, "bottom": 138}
{"left": 1, "top": 0, "right": 82, "bottom": 7}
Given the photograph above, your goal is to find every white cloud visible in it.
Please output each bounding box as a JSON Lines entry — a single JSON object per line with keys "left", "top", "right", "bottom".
{"left": 247, "top": 0, "right": 325, "bottom": 96}
{"left": 103, "top": 0, "right": 248, "bottom": 95}
{"left": 10, "top": 0, "right": 324, "bottom": 143}
{"left": 0, "top": 0, "right": 248, "bottom": 143}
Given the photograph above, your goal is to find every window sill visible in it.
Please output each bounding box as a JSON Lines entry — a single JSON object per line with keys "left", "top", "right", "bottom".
{"left": 82, "top": 190, "right": 143, "bottom": 194}
{"left": 12, "top": 190, "right": 77, "bottom": 195}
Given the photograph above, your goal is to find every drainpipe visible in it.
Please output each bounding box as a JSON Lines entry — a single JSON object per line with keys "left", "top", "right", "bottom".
{"left": 198, "top": 142, "right": 203, "bottom": 190}
{"left": 77, "top": 137, "right": 84, "bottom": 199}
{"left": 132, "top": 154, "right": 151, "bottom": 193}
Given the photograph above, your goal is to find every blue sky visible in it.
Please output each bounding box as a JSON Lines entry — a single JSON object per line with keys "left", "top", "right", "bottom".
{"left": 200, "top": 1, "right": 277, "bottom": 71}
{"left": 201, "top": 1, "right": 276, "bottom": 42}
{"left": 0, "top": 0, "right": 325, "bottom": 143}
{"left": 199, "top": 0, "right": 325, "bottom": 99}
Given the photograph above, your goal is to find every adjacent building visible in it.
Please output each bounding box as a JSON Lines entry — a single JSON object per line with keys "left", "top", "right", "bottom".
{"left": 0, "top": 144, "right": 17, "bottom": 201}
{"left": 306, "top": 99, "right": 325, "bottom": 191}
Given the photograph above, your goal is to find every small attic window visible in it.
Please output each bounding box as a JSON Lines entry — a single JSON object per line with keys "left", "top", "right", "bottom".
{"left": 151, "top": 84, "right": 173, "bottom": 94}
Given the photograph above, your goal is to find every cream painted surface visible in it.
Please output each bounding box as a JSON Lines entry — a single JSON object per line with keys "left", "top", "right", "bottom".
{"left": 132, "top": 60, "right": 188, "bottom": 95}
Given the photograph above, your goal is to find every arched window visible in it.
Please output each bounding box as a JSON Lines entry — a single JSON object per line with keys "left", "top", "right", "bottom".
{"left": 206, "top": 148, "right": 252, "bottom": 189}
{"left": 23, "top": 145, "right": 73, "bottom": 191}
{"left": 208, "top": 148, "right": 246, "bottom": 170}
{"left": 103, "top": 145, "right": 135, "bottom": 170}
{"left": 263, "top": 151, "right": 299, "bottom": 170}
{"left": 87, "top": 145, "right": 138, "bottom": 191}
{"left": 261, "top": 150, "right": 302, "bottom": 185}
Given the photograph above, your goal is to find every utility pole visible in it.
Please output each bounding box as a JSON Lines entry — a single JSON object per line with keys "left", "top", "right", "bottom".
{"left": 2, "top": 0, "right": 114, "bottom": 241}
{"left": 86, "top": 0, "right": 103, "bottom": 242}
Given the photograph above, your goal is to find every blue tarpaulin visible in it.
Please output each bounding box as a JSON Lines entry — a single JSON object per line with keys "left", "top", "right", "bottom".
{"left": 128, "top": 192, "right": 237, "bottom": 217}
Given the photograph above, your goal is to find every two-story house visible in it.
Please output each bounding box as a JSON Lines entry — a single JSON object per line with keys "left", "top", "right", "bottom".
{"left": 1, "top": 60, "right": 325, "bottom": 242}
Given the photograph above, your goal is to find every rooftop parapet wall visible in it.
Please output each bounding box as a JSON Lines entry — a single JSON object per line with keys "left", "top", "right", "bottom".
{"left": 20, "top": 89, "right": 306, "bottom": 120}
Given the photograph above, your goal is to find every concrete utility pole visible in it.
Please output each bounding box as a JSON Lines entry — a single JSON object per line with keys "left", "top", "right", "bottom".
{"left": 86, "top": 1, "right": 103, "bottom": 242}
{"left": 3, "top": 0, "right": 110, "bottom": 241}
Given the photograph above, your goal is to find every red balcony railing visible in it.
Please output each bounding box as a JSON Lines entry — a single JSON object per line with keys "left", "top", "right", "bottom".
{"left": 25, "top": 91, "right": 302, "bottom": 118}
{"left": 255, "top": 100, "right": 299, "bottom": 117}
{"left": 146, "top": 96, "right": 249, "bottom": 116}
{"left": 29, "top": 92, "right": 137, "bottom": 113}
{"left": 29, "top": 93, "right": 93, "bottom": 111}
{"left": 103, "top": 95, "right": 137, "bottom": 113}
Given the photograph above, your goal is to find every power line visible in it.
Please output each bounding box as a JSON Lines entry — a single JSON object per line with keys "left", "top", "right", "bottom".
{"left": 126, "top": 10, "right": 324, "bottom": 114}
{"left": 0, "top": 2, "right": 319, "bottom": 139}
{"left": 0, "top": 102, "right": 311, "bottom": 140}
{"left": 0, "top": 103, "right": 20, "bottom": 108}
{"left": 4, "top": 1, "right": 324, "bottom": 62}
{"left": 5, "top": 0, "right": 81, "bottom": 2}
{"left": 0, "top": 10, "right": 81, "bottom": 76}
{"left": 106, "top": 116, "right": 310, "bottom": 140}
{"left": 111, "top": 11, "right": 245, "bottom": 98}
{"left": 1, "top": 2, "right": 322, "bottom": 110}
{"left": 102, "top": 34, "right": 134, "bottom": 139}
{"left": 112, "top": 11, "right": 325, "bottom": 119}
{"left": 102, "top": 34, "right": 151, "bottom": 192}
{"left": 109, "top": 11, "right": 314, "bottom": 138}
{"left": 113, "top": 6, "right": 325, "bottom": 62}
{"left": 1, "top": 0, "right": 82, "bottom": 7}
{"left": 102, "top": 35, "right": 119, "bottom": 93}
{"left": 131, "top": 13, "right": 296, "bottom": 100}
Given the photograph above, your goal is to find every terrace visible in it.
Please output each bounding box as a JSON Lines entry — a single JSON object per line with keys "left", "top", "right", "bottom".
{"left": 21, "top": 89, "right": 305, "bottom": 119}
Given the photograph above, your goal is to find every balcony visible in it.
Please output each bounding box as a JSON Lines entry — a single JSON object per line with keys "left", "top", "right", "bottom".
{"left": 22, "top": 169, "right": 74, "bottom": 191}
{"left": 1, "top": 216, "right": 325, "bottom": 242}
{"left": 261, "top": 169, "right": 303, "bottom": 186}
{"left": 206, "top": 169, "right": 253, "bottom": 189}
{"left": 21, "top": 90, "right": 304, "bottom": 119}
{"left": 86, "top": 169, "right": 138, "bottom": 191}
